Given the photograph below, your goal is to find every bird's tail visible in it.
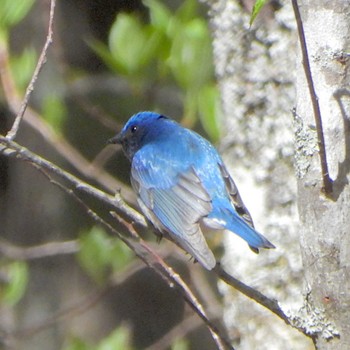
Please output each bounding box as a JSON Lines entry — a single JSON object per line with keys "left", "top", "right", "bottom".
{"left": 223, "top": 209, "right": 275, "bottom": 252}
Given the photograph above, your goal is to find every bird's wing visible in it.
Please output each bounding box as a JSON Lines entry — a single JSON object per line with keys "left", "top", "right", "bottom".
{"left": 218, "top": 163, "right": 255, "bottom": 228}
{"left": 131, "top": 154, "right": 216, "bottom": 270}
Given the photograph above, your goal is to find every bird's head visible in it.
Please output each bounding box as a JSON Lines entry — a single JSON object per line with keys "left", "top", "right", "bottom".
{"left": 108, "top": 111, "right": 168, "bottom": 160}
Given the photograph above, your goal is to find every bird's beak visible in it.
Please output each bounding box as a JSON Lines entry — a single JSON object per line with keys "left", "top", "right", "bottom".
{"left": 107, "top": 133, "right": 122, "bottom": 145}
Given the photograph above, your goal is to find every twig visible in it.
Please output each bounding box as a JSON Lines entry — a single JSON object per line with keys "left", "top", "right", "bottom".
{"left": 0, "top": 239, "right": 78, "bottom": 260}
{"left": 147, "top": 313, "right": 207, "bottom": 350}
{"left": 6, "top": 0, "right": 56, "bottom": 140}
{"left": 189, "top": 264, "right": 223, "bottom": 316}
{"left": 215, "top": 265, "right": 314, "bottom": 339}
{"left": 0, "top": 137, "right": 145, "bottom": 226}
{"left": 15, "top": 287, "right": 108, "bottom": 339}
{"left": 0, "top": 137, "right": 316, "bottom": 341}
{"left": 0, "top": 11, "right": 135, "bottom": 203}
{"left": 0, "top": 67, "right": 135, "bottom": 202}
{"left": 9, "top": 260, "right": 144, "bottom": 341}
{"left": 37, "top": 166, "right": 232, "bottom": 350}
{"left": 216, "top": 265, "right": 287, "bottom": 319}
{"left": 75, "top": 97, "right": 122, "bottom": 131}
{"left": 291, "top": 0, "right": 333, "bottom": 194}
{"left": 112, "top": 213, "right": 233, "bottom": 350}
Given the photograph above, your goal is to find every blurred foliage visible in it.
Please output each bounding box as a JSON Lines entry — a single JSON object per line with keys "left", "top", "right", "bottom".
{"left": 0, "top": 0, "right": 35, "bottom": 40}
{"left": 77, "top": 226, "right": 133, "bottom": 283}
{"left": 63, "top": 326, "right": 132, "bottom": 350}
{"left": 0, "top": 1, "right": 222, "bottom": 348}
{"left": 171, "top": 338, "right": 190, "bottom": 350}
{"left": 63, "top": 337, "right": 94, "bottom": 350}
{"left": 0, "top": 261, "right": 29, "bottom": 306}
{"left": 91, "top": 0, "right": 221, "bottom": 141}
{"left": 98, "top": 327, "right": 132, "bottom": 350}
{"left": 0, "top": 0, "right": 36, "bottom": 97}
{"left": 42, "top": 94, "right": 67, "bottom": 132}
{"left": 64, "top": 325, "right": 190, "bottom": 350}
{"left": 0, "top": 0, "right": 33, "bottom": 319}
{"left": 8, "top": 48, "right": 37, "bottom": 93}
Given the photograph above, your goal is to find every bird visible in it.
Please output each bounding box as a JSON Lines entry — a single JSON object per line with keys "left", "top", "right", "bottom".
{"left": 108, "top": 111, "right": 275, "bottom": 270}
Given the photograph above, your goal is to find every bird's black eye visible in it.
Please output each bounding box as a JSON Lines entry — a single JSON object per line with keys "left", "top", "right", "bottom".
{"left": 131, "top": 125, "right": 138, "bottom": 133}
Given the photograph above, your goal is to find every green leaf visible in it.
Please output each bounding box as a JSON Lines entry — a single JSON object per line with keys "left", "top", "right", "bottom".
{"left": 168, "top": 18, "right": 213, "bottom": 91}
{"left": 9, "top": 47, "right": 37, "bottom": 92}
{"left": 143, "top": 0, "right": 171, "bottom": 32}
{"left": 0, "top": 0, "right": 35, "bottom": 29}
{"left": 175, "top": 0, "right": 197, "bottom": 23}
{"left": 42, "top": 94, "right": 67, "bottom": 132}
{"left": 197, "top": 84, "right": 221, "bottom": 142}
{"left": 77, "top": 227, "right": 133, "bottom": 283}
{"left": 2, "top": 261, "right": 28, "bottom": 305}
{"left": 97, "top": 327, "right": 132, "bottom": 350}
{"left": 250, "top": 0, "right": 268, "bottom": 26}
{"left": 110, "top": 240, "right": 133, "bottom": 273}
{"left": 108, "top": 13, "right": 160, "bottom": 76}
{"left": 77, "top": 227, "right": 112, "bottom": 283}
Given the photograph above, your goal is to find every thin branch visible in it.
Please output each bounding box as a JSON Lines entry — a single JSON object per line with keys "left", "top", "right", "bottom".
{"left": 215, "top": 265, "right": 286, "bottom": 319}
{"left": 0, "top": 27, "right": 135, "bottom": 203}
{"left": 0, "top": 137, "right": 146, "bottom": 226}
{"left": 215, "top": 265, "right": 314, "bottom": 340}
{"left": 6, "top": 0, "right": 56, "bottom": 140}
{"left": 25, "top": 107, "right": 135, "bottom": 202}
{"left": 0, "top": 239, "right": 78, "bottom": 260}
{"left": 147, "top": 313, "right": 208, "bottom": 350}
{"left": 291, "top": 0, "right": 333, "bottom": 194}
{"left": 15, "top": 288, "right": 108, "bottom": 340}
{"left": 0, "top": 138, "right": 315, "bottom": 340}
{"left": 41, "top": 169, "right": 233, "bottom": 350}
{"left": 111, "top": 213, "right": 233, "bottom": 350}
{"left": 10, "top": 261, "right": 143, "bottom": 341}
{"left": 75, "top": 97, "right": 122, "bottom": 131}
{"left": 189, "top": 264, "right": 223, "bottom": 318}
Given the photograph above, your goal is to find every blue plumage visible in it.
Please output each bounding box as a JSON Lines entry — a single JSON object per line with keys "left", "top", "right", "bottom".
{"left": 109, "top": 111, "right": 275, "bottom": 270}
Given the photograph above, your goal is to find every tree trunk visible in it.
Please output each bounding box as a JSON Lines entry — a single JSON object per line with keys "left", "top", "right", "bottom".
{"left": 205, "top": 0, "right": 350, "bottom": 348}
{"left": 295, "top": 0, "right": 350, "bottom": 349}
{"left": 204, "top": 0, "right": 312, "bottom": 349}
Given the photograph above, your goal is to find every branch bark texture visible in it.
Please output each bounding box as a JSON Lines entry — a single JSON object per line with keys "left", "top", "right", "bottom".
{"left": 294, "top": 1, "right": 350, "bottom": 348}
{"left": 202, "top": 1, "right": 311, "bottom": 348}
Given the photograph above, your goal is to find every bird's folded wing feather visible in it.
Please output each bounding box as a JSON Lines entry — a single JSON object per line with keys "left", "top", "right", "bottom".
{"left": 218, "top": 163, "right": 255, "bottom": 228}
{"left": 131, "top": 154, "right": 216, "bottom": 270}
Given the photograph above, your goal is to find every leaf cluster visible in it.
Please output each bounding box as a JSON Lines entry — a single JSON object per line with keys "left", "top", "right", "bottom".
{"left": 91, "top": 0, "right": 221, "bottom": 141}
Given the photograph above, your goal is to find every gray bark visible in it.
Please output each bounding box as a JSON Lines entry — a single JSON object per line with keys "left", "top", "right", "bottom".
{"left": 295, "top": 0, "right": 350, "bottom": 349}
{"left": 204, "top": 1, "right": 311, "bottom": 348}
{"left": 204, "top": 0, "right": 350, "bottom": 349}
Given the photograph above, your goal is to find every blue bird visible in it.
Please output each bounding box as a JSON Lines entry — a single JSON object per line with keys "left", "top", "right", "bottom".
{"left": 109, "top": 111, "right": 275, "bottom": 270}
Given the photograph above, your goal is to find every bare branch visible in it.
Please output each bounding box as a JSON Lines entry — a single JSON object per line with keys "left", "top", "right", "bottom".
{"left": 291, "top": 0, "right": 333, "bottom": 194}
{"left": 0, "top": 27, "right": 135, "bottom": 203}
{"left": 0, "top": 137, "right": 145, "bottom": 226}
{"left": 215, "top": 265, "right": 314, "bottom": 340}
{"left": 39, "top": 168, "right": 233, "bottom": 350}
{"left": 15, "top": 288, "right": 108, "bottom": 340}
{"left": 110, "top": 213, "right": 233, "bottom": 350}
{"left": 25, "top": 107, "right": 135, "bottom": 202}
{"left": 0, "top": 240, "right": 78, "bottom": 260}
{"left": 6, "top": 0, "right": 56, "bottom": 140}
{"left": 8, "top": 261, "right": 143, "bottom": 341}
{"left": 75, "top": 97, "right": 122, "bottom": 131}
{"left": 0, "top": 137, "right": 314, "bottom": 342}
{"left": 147, "top": 314, "right": 207, "bottom": 350}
